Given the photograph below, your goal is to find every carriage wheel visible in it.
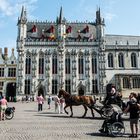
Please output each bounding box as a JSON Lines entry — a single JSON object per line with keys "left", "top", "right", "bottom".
{"left": 111, "top": 122, "right": 125, "bottom": 137}
{"left": 5, "top": 111, "right": 14, "bottom": 120}
{"left": 101, "top": 106, "right": 114, "bottom": 118}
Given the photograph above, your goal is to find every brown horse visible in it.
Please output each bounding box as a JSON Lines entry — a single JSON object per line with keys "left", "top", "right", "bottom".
{"left": 58, "top": 89, "right": 95, "bottom": 118}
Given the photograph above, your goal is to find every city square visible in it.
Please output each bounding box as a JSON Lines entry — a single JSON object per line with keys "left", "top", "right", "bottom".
{"left": 0, "top": 101, "right": 133, "bottom": 140}
{"left": 0, "top": 1, "right": 140, "bottom": 140}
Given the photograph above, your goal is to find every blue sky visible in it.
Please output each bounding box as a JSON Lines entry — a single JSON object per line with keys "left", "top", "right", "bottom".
{"left": 0, "top": 0, "right": 140, "bottom": 55}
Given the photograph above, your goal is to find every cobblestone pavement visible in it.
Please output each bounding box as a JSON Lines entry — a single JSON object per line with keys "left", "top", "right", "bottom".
{"left": 0, "top": 101, "right": 138, "bottom": 140}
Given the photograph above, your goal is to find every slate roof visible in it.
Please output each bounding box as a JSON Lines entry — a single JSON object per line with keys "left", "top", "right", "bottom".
{"left": 26, "top": 22, "right": 96, "bottom": 42}
{"left": 105, "top": 34, "right": 140, "bottom": 45}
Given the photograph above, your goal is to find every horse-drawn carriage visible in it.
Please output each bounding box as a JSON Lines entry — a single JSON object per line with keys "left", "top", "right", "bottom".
{"left": 58, "top": 89, "right": 126, "bottom": 137}
{"left": 58, "top": 89, "right": 126, "bottom": 118}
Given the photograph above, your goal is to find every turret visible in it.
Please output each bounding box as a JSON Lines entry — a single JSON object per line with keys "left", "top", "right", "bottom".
{"left": 95, "top": 8, "right": 105, "bottom": 41}
{"left": 96, "top": 8, "right": 101, "bottom": 25}
{"left": 58, "top": 6, "right": 63, "bottom": 24}
{"left": 11, "top": 48, "right": 15, "bottom": 56}
{"left": 17, "top": 6, "right": 27, "bottom": 41}
{"left": 17, "top": 6, "right": 27, "bottom": 25}
{"left": 0, "top": 48, "right": 3, "bottom": 60}
{"left": 4, "top": 47, "right": 8, "bottom": 60}
{"left": 57, "top": 7, "right": 66, "bottom": 41}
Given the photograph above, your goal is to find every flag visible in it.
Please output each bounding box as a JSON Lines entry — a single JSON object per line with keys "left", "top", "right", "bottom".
{"left": 66, "top": 26, "right": 72, "bottom": 33}
{"left": 77, "top": 34, "right": 81, "bottom": 40}
{"left": 45, "top": 25, "right": 54, "bottom": 33}
{"left": 47, "top": 34, "right": 55, "bottom": 41}
{"left": 80, "top": 25, "right": 89, "bottom": 33}
{"left": 85, "top": 25, "right": 89, "bottom": 33}
{"left": 27, "top": 25, "right": 37, "bottom": 33}
{"left": 41, "top": 34, "right": 45, "bottom": 39}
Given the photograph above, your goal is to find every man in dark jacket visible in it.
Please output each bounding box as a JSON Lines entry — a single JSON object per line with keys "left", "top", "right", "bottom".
{"left": 124, "top": 97, "right": 140, "bottom": 138}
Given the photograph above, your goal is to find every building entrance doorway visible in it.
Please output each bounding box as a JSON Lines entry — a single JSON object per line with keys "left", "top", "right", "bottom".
{"left": 38, "top": 85, "right": 45, "bottom": 97}
{"left": 78, "top": 87, "right": 84, "bottom": 96}
{"left": 6, "top": 82, "right": 16, "bottom": 102}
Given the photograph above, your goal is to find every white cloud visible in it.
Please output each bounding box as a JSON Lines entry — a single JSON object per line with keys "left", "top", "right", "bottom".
{"left": 104, "top": 13, "right": 116, "bottom": 22}
{"left": 102, "top": 0, "right": 120, "bottom": 23}
{"left": 0, "top": 0, "right": 13, "bottom": 16}
{"left": 71, "top": 0, "right": 96, "bottom": 21}
{"left": 0, "top": 0, "right": 38, "bottom": 18}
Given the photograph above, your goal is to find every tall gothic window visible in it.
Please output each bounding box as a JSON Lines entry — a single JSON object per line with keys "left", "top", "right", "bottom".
{"left": 0, "top": 68, "right": 4, "bottom": 77}
{"left": 65, "top": 55, "right": 71, "bottom": 74}
{"left": 131, "top": 53, "right": 137, "bottom": 67}
{"left": 78, "top": 55, "right": 84, "bottom": 74}
{"left": 108, "top": 53, "right": 113, "bottom": 67}
{"left": 39, "top": 54, "right": 44, "bottom": 74}
{"left": 123, "top": 77, "right": 129, "bottom": 88}
{"left": 0, "top": 82, "right": 4, "bottom": 90}
{"left": 25, "top": 56, "right": 31, "bottom": 74}
{"left": 92, "top": 79, "right": 98, "bottom": 94}
{"left": 52, "top": 55, "right": 57, "bottom": 74}
{"left": 25, "top": 79, "right": 30, "bottom": 95}
{"left": 8, "top": 68, "right": 16, "bottom": 77}
{"left": 92, "top": 56, "right": 97, "bottom": 74}
{"left": 132, "top": 78, "right": 140, "bottom": 88}
{"left": 52, "top": 79, "right": 57, "bottom": 94}
{"left": 65, "top": 79, "right": 71, "bottom": 94}
{"left": 118, "top": 53, "right": 124, "bottom": 68}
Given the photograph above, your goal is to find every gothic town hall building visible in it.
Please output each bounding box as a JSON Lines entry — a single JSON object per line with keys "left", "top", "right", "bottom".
{"left": 16, "top": 6, "right": 140, "bottom": 99}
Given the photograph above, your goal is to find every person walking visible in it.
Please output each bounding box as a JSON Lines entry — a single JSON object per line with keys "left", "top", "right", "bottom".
{"left": 0, "top": 96, "right": 7, "bottom": 121}
{"left": 47, "top": 95, "right": 52, "bottom": 109}
{"left": 53, "top": 96, "right": 60, "bottom": 114}
{"left": 124, "top": 96, "right": 140, "bottom": 138}
{"left": 37, "top": 94, "right": 44, "bottom": 112}
{"left": 60, "top": 95, "right": 65, "bottom": 113}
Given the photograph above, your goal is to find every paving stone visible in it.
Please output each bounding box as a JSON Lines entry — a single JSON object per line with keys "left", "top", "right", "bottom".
{"left": 0, "top": 101, "right": 135, "bottom": 140}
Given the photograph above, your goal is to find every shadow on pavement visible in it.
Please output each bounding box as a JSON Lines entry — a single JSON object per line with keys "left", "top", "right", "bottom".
{"left": 33, "top": 114, "right": 105, "bottom": 120}
{"left": 86, "top": 132, "right": 129, "bottom": 138}
{"left": 24, "top": 110, "right": 37, "bottom": 112}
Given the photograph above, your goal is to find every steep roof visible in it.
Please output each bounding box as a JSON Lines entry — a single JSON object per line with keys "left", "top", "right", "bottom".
{"left": 105, "top": 34, "right": 140, "bottom": 45}
{"left": 26, "top": 22, "right": 96, "bottom": 42}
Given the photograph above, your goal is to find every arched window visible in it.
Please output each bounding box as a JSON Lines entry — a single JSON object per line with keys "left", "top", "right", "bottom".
{"left": 52, "top": 79, "right": 57, "bottom": 94}
{"left": 52, "top": 55, "right": 57, "bottom": 74}
{"left": 25, "top": 55, "right": 31, "bottom": 74}
{"left": 92, "top": 55, "right": 97, "bottom": 74}
{"left": 108, "top": 53, "right": 113, "bottom": 67}
{"left": 39, "top": 53, "right": 44, "bottom": 74}
{"left": 78, "top": 55, "right": 84, "bottom": 74}
{"left": 123, "top": 77, "right": 129, "bottom": 88}
{"left": 92, "top": 79, "right": 98, "bottom": 94}
{"left": 132, "top": 77, "right": 140, "bottom": 88}
{"left": 25, "top": 79, "right": 30, "bottom": 95}
{"left": 65, "top": 55, "right": 71, "bottom": 74}
{"left": 131, "top": 53, "right": 137, "bottom": 67}
{"left": 118, "top": 53, "right": 124, "bottom": 68}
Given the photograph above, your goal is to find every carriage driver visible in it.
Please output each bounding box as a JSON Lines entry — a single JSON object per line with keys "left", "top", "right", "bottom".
{"left": 104, "top": 85, "right": 118, "bottom": 105}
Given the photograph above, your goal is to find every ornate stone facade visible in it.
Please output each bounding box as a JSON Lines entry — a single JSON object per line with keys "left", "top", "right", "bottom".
{"left": 16, "top": 6, "right": 140, "bottom": 98}
{"left": 0, "top": 48, "right": 17, "bottom": 101}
